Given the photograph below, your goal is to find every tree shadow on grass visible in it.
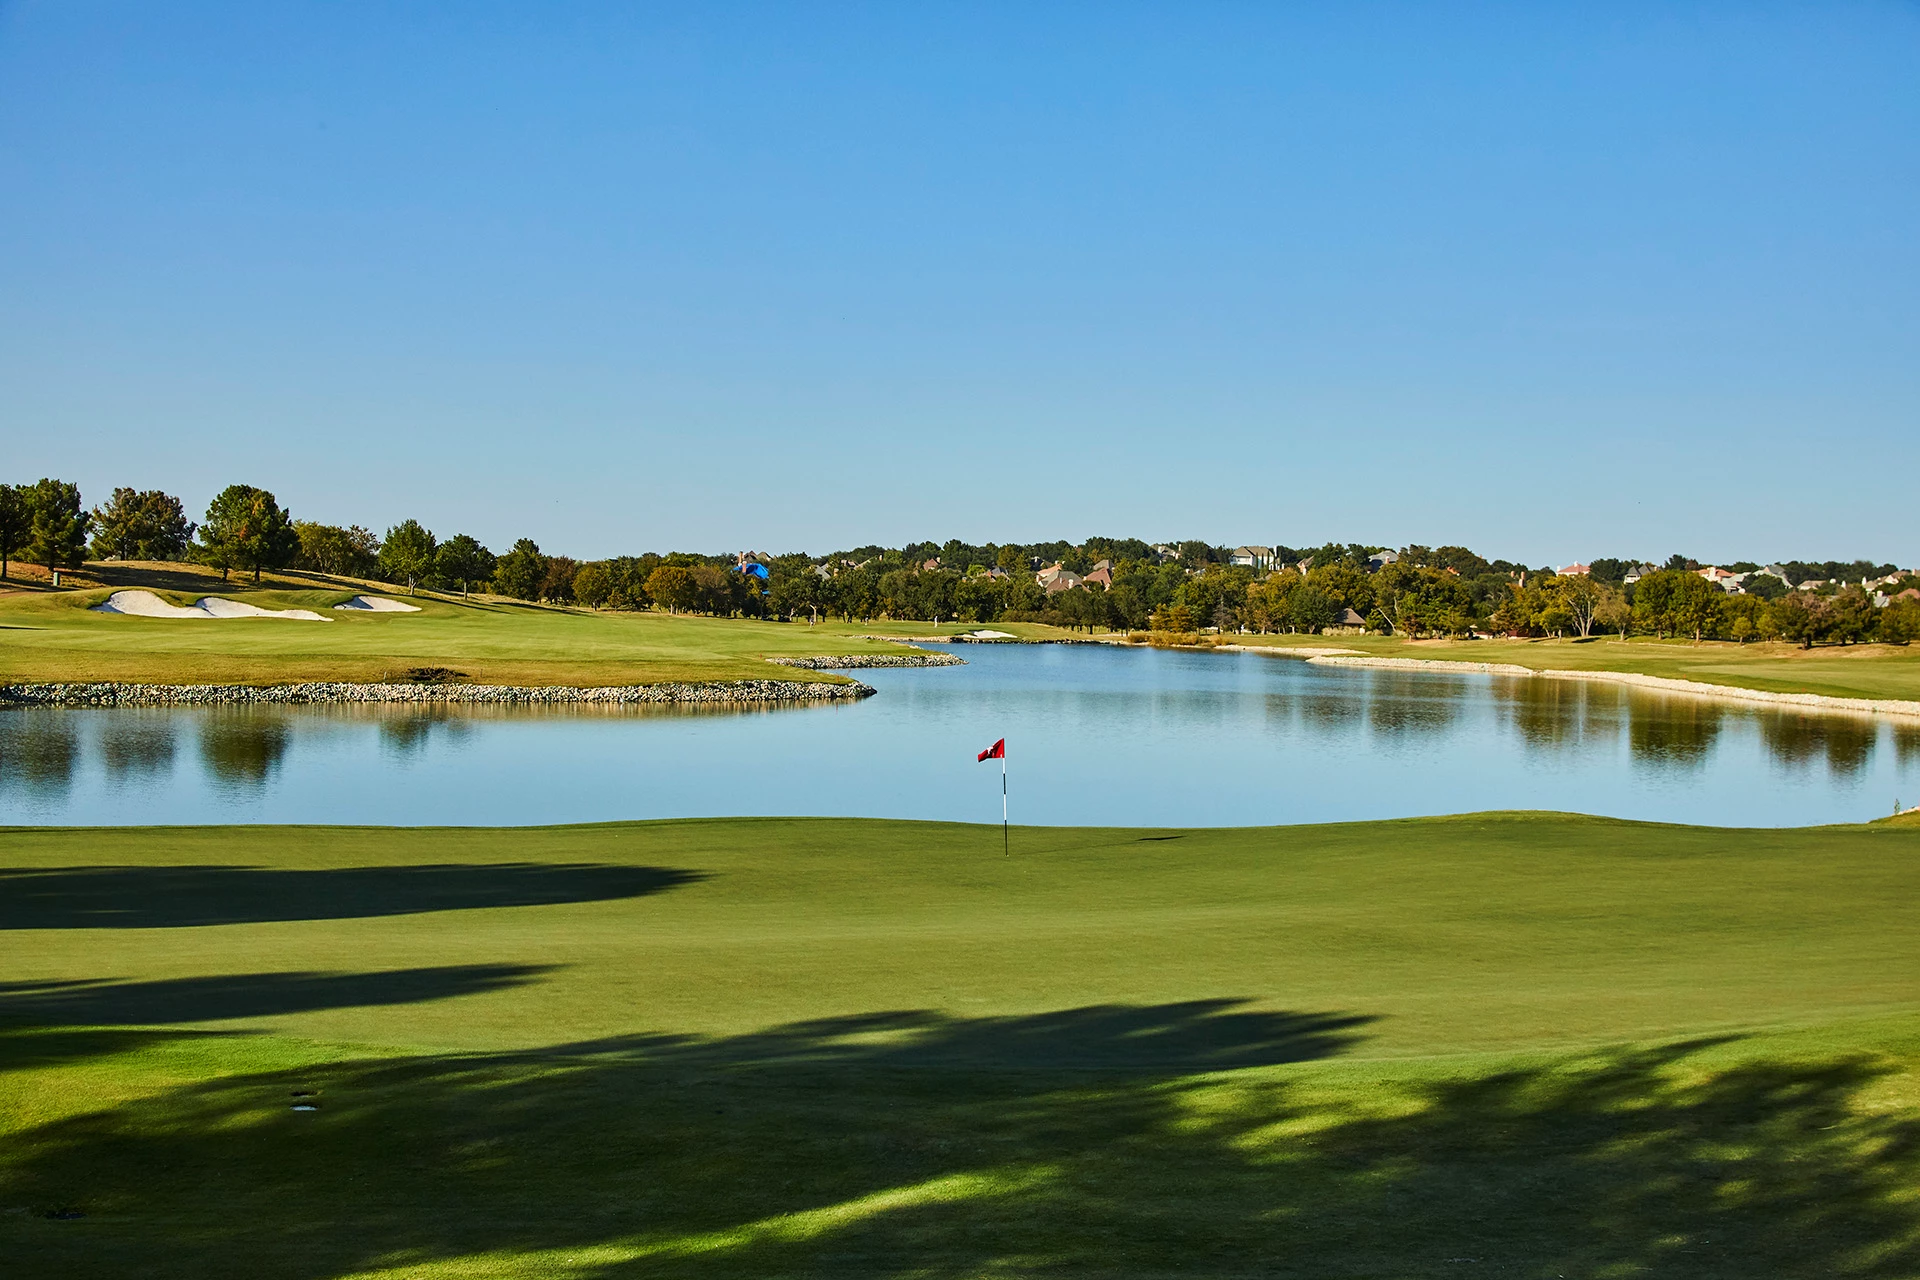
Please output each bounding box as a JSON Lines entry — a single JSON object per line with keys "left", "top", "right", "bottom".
{"left": 0, "top": 863, "right": 706, "bottom": 928}
{"left": 0, "top": 964, "right": 554, "bottom": 1027}
{"left": 7, "top": 1003, "right": 1920, "bottom": 1279}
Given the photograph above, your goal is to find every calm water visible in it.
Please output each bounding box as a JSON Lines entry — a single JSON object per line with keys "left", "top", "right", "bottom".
{"left": 2, "top": 643, "right": 1916, "bottom": 828}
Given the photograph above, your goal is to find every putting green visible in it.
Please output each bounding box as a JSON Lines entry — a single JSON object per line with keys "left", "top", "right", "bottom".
{"left": 5, "top": 814, "right": 1920, "bottom": 1276}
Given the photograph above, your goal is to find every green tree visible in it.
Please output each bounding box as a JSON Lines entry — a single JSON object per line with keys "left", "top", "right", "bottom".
{"left": 293, "top": 522, "right": 380, "bottom": 579}
{"left": 1770, "top": 593, "right": 1828, "bottom": 649}
{"left": 24, "top": 478, "right": 92, "bottom": 577}
{"left": 89, "top": 488, "right": 195, "bottom": 561}
{"left": 540, "top": 556, "right": 580, "bottom": 604}
{"left": 199, "top": 485, "right": 297, "bottom": 583}
{"left": 492, "top": 539, "right": 547, "bottom": 601}
{"left": 0, "top": 484, "right": 28, "bottom": 580}
{"left": 1288, "top": 586, "right": 1337, "bottom": 634}
{"left": 573, "top": 562, "right": 613, "bottom": 609}
{"left": 645, "top": 565, "right": 698, "bottom": 614}
{"left": 379, "top": 520, "right": 439, "bottom": 593}
{"left": 434, "top": 535, "right": 495, "bottom": 597}
{"left": 1878, "top": 599, "right": 1920, "bottom": 646}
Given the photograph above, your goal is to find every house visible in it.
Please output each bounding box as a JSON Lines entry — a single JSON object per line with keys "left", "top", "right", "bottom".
{"left": 1697, "top": 566, "right": 1742, "bottom": 593}
{"left": 1759, "top": 564, "right": 1793, "bottom": 584}
{"left": 1152, "top": 544, "right": 1180, "bottom": 563}
{"left": 1559, "top": 563, "right": 1592, "bottom": 577}
{"left": 922, "top": 557, "right": 941, "bottom": 571}
{"left": 1083, "top": 563, "right": 1113, "bottom": 589}
{"left": 1367, "top": 550, "right": 1399, "bottom": 571}
{"left": 1325, "top": 607, "right": 1369, "bottom": 635}
{"left": 1622, "top": 563, "right": 1659, "bottom": 584}
{"left": 1043, "top": 570, "right": 1085, "bottom": 595}
{"left": 1229, "top": 546, "right": 1275, "bottom": 570}
{"left": 1035, "top": 562, "right": 1066, "bottom": 585}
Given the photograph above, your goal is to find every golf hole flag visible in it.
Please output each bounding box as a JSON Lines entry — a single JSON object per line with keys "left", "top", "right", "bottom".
{"left": 978, "top": 738, "right": 1008, "bottom": 854}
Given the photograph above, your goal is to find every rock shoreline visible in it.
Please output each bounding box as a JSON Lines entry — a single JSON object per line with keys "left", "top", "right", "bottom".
{"left": 768, "top": 652, "right": 966, "bottom": 669}
{"left": 0, "top": 679, "right": 875, "bottom": 709}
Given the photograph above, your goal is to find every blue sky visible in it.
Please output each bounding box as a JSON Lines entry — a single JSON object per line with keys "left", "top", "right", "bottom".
{"left": 2, "top": 2, "right": 1914, "bottom": 565}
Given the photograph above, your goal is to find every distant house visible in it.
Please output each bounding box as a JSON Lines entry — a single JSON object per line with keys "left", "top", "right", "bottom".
{"left": 1043, "top": 570, "right": 1085, "bottom": 595}
{"left": 1559, "top": 563, "right": 1592, "bottom": 577}
{"left": 1083, "top": 563, "right": 1113, "bottom": 589}
{"left": 1622, "top": 563, "right": 1659, "bottom": 585}
{"left": 1229, "top": 546, "right": 1275, "bottom": 570}
{"left": 1697, "top": 566, "right": 1742, "bottom": 593}
{"left": 1326, "top": 607, "right": 1369, "bottom": 634}
{"left": 1151, "top": 544, "right": 1180, "bottom": 563}
{"left": 1035, "top": 562, "right": 1066, "bottom": 585}
{"left": 1759, "top": 564, "right": 1793, "bottom": 584}
{"left": 922, "top": 557, "right": 941, "bottom": 571}
{"left": 1898, "top": 588, "right": 1920, "bottom": 603}
{"left": 1367, "top": 550, "right": 1399, "bottom": 571}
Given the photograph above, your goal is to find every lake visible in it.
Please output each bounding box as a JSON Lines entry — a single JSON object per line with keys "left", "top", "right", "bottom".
{"left": 2, "top": 642, "right": 1916, "bottom": 828}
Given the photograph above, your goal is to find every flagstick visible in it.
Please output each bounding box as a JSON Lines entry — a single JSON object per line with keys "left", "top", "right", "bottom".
{"left": 1002, "top": 751, "right": 1008, "bottom": 856}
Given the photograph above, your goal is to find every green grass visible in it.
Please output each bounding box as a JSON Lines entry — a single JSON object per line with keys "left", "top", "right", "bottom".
{"left": 1221, "top": 630, "right": 1920, "bottom": 703}
{"left": 7, "top": 814, "right": 1920, "bottom": 1276}
{"left": 0, "top": 562, "right": 1031, "bottom": 687}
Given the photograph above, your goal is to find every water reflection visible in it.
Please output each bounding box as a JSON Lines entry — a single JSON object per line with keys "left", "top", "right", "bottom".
{"left": 0, "top": 715, "right": 79, "bottom": 798}
{"left": 98, "top": 716, "right": 176, "bottom": 780}
{"left": 1, "top": 646, "right": 1916, "bottom": 827}
{"left": 1362, "top": 672, "right": 1465, "bottom": 741}
{"left": 1627, "top": 696, "right": 1724, "bottom": 769}
{"left": 1494, "top": 677, "right": 1625, "bottom": 753}
{"left": 198, "top": 714, "right": 292, "bottom": 787}
{"left": 378, "top": 709, "right": 476, "bottom": 756}
{"left": 1755, "top": 711, "right": 1878, "bottom": 777}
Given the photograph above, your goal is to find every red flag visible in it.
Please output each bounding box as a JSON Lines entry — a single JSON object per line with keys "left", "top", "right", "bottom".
{"left": 976, "top": 738, "right": 1005, "bottom": 762}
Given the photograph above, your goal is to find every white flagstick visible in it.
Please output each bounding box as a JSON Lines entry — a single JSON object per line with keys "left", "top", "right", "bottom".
{"left": 1002, "top": 744, "right": 1008, "bottom": 857}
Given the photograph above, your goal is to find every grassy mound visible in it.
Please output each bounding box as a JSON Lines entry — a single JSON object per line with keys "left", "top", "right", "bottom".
{"left": 5, "top": 814, "right": 1920, "bottom": 1275}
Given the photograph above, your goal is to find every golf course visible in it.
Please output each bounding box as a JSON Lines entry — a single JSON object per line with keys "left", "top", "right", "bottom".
{"left": 5, "top": 812, "right": 1920, "bottom": 1277}
{"left": 5, "top": 563, "right": 1920, "bottom": 707}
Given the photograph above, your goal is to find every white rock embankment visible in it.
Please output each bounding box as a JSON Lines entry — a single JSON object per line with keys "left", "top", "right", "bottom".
{"left": 768, "top": 652, "right": 966, "bottom": 670}
{"left": 1300, "top": 654, "right": 1920, "bottom": 721}
{"left": 0, "top": 679, "right": 874, "bottom": 709}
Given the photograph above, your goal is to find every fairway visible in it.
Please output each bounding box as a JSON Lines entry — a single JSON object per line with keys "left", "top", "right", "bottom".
{"left": 7, "top": 814, "right": 1920, "bottom": 1277}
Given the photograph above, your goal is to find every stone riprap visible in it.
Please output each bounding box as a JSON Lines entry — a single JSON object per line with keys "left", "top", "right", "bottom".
{"left": 768, "top": 652, "right": 966, "bottom": 670}
{"left": 0, "top": 679, "right": 874, "bottom": 709}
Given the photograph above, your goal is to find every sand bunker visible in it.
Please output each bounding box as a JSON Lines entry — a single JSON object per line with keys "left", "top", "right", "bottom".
{"left": 91, "top": 590, "right": 332, "bottom": 622}
{"left": 960, "top": 629, "right": 1016, "bottom": 640}
{"left": 333, "top": 595, "right": 421, "bottom": 612}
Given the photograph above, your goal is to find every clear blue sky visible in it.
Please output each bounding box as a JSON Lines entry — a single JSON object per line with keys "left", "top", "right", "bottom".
{"left": 3, "top": 2, "right": 1914, "bottom": 565}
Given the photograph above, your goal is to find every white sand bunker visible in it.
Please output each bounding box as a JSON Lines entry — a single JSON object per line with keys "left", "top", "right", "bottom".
{"left": 960, "top": 629, "right": 1016, "bottom": 640}
{"left": 91, "top": 590, "right": 332, "bottom": 622}
{"left": 333, "top": 595, "right": 421, "bottom": 612}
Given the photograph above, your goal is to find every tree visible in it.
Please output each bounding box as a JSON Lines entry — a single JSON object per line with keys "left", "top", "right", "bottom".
{"left": 1770, "top": 593, "right": 1828, "bottom": 649}
{"left": 89, "top": 488, "right": 195, "bottom": 561}
{"left": 199, "top": 485, "right": 297, "bottom": 583}
{"left": 539, "top": 556, "right": 580, "bottom": 604}
{"left": 645, "top": 565, "right": 698, "bottom": 614}
{"left": 1595, "top": 586, "right": 1631, "bottom": 639}
{"left": 1879, "top": 599, "right": 1920, "bottom": 646}
{"left": 573, "top": 562, "right": 613, "bottom": 609}
{"left": 378, "top": 520, "right": 439, "bottom": 593}
{"left": 24, "top": 478, "right": 92, "bottom": 577}
{"left": 434, "top": 535, "right": 495, "bottom": 597}
{"left": 1289, "top": 586, "right": 1338, "bottom": 633}
{"left": 0, "top": 484, "right": 27, "bottom": 580}
{"left": 294, "top": 522, "right": 380, "bottom": 578}
{"left": 1557, "top": 574, "right": 1607, "bottom": 638}
{"left": 492, "top": 539, "right": 547, "bottom": 601}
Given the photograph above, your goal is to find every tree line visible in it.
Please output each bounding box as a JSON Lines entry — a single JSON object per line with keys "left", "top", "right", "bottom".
{"left": 5, "top": 477, "right": 1915, "bottom": 647}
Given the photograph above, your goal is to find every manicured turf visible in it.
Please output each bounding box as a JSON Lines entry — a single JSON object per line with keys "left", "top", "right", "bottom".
{"left": 0, "top": 562, "right": 1023, "bottom": 687}
{"left": 5, "top": 814, "right": 1920, "bottom": 1276}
